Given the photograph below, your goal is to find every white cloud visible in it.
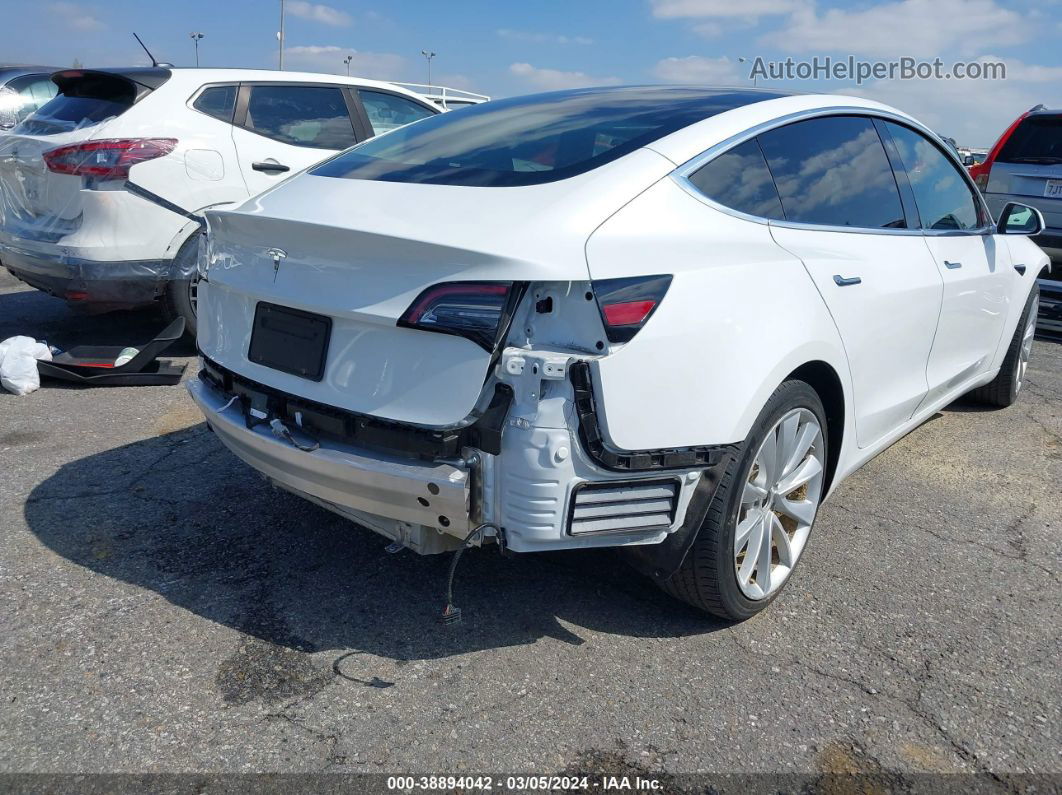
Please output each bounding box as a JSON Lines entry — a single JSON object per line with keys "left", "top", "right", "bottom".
{"left": 846, "top": 57, "right": 1062, "bottom": 147}
{"left": 50, "top": 2, "right": 105, "bottom": 31}
{"left": 287, "top": 1, "right": 352, "bottom": 27}
{"left": 497, "top": 29, "right": 593, "bottom": 45}
{"left": 691, "top": 22, "right": 724, "bottom": 38}
{"left": 509, "top": 62, "right": 621, "bottom": 90}
{"left": 650, "top": 0, "right": 803, "bottom": 19}
{"left": 652, "top": 55, "right": 742, "bottom": 84}
{"left": 284, "top": 45, "right": 405, "bottom": 79}
{"left": 762, "top": 0, "right": 1028, "bottom": 57}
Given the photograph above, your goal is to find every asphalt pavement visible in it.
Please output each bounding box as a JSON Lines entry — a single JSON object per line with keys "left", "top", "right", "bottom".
{"left": 0, "top": 279, "right": 1059, "bottom": 789}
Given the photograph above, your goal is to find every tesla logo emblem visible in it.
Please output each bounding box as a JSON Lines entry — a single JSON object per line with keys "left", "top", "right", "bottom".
{"left": 266, "top": 248, "right": 287, "bottom": 280}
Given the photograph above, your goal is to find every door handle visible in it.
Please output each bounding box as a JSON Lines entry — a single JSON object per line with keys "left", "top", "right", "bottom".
{"left": 833, "top": 275, "right": 862, "bottom": 286}
{"left": 944, "top": 260, "right": 962, "bottom": 269}
{"left": 251, "top": 161, "right": 291, "bottom": 173}
{"left": 1014, "top": 264, "right": 1027, "bottom": 275}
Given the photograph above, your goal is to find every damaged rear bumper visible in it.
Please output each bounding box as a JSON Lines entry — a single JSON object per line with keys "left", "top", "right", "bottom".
{"left": 189, "top": 351, "right": 739, "bottom": 574}
{"left": 188, "top": 376, "right": 474, "bottom": 546}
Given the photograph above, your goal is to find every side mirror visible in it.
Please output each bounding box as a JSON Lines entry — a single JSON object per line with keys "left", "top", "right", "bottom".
{"left": 963, "top": 155, "right": 975, "bottom": 166}
{"left": 997, "top": 202, "right": 1045, "bottom": 235}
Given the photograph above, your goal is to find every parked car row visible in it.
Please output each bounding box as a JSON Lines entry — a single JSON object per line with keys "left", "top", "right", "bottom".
{"left": 0, "top": 76, "right": 1049, "bottom": 620}
{"left": 0, "top": 66, "right": 456, "bottom": 335}
{"left": 969, "top": 104, "right": 1061, "bottom": 337}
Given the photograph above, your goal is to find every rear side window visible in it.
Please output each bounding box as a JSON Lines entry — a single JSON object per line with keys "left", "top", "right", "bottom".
{"left": 996, "top": 115, "right": 1062, "bottom": 164}
{"left": 359, "top": 89, "right": 435, "bottom": 136}
{"left": 194, "top": 85, "right": 237, "bottom": 122}
{"left": 15, "top": 73, "right": 135, "bottom": 135}
{"left": 687, "top": 139, "right": 784, "bottom": 219}
{"left": 311, "top": 86, "right": 788, "bottom": 187}
{"left": 244, "top": 85, "right": 355, "bottom": 150}
{"left": 883, "top": 122, "right": 983, "bottom": 231}
{"left": 757, "top": 116, "right": 906, "bottom": 229}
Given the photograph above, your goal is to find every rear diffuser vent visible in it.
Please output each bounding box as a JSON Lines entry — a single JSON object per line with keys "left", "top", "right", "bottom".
{"left": 568, "top": 479, "right": 679, "bottom": 536}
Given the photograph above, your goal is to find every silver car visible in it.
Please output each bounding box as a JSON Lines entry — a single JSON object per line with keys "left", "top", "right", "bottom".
{"left": 978, "top": 107, "right": 1061, "bottom": 336}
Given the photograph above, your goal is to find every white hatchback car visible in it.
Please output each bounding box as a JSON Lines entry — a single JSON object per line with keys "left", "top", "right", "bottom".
{"left": 188, "top": 87, "right": 1046, "bottom": 620}
{"left": 0, "top": 67, "right": 438, "bottom": 334}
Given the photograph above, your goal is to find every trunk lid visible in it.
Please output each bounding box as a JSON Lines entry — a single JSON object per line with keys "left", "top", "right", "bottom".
{"left": 198, "top": 149, "right": 672, "bottom": 426}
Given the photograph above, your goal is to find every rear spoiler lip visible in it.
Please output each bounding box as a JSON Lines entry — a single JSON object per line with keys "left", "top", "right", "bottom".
{"left": 50, "top": 67, "right": 172, "bottom": 101}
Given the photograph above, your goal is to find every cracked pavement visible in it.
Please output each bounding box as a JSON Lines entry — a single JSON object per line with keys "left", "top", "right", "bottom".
{"left": 1, "top": 277, "right": 1060, "bottom": 784}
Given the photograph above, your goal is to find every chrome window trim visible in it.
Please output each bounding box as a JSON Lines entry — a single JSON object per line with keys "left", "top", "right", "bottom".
{"left": 670, "top": 105, "right": 996, "bottom": 237}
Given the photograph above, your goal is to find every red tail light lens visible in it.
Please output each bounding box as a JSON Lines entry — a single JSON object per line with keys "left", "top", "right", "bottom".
{"left": 43, "top": 138, "right": 177, "bottom": 179}
{"left": 592, "top": 274, "right": 672, "bottom": 343}
{"left": 398, "top": 281, "right": 521, "bottom": 351}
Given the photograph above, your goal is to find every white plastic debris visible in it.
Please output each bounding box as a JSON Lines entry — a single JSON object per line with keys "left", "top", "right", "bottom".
{"left": 0, "top": 336, "right": 53, "bottom": 396}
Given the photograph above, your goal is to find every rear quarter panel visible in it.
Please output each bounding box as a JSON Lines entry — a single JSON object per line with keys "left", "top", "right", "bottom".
{"left": 585, "top": 176, "right": 852, "bottom": 451}
{"left": 115, "top": 77, "right": 248, "bottom": 259}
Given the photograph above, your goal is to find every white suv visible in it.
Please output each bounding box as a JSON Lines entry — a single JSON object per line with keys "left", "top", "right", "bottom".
{"left": 188, "top": 87, "right": 1046, "bottom": 620}
{"left": 0, "top": 67, "right": 438, "bottom": 334}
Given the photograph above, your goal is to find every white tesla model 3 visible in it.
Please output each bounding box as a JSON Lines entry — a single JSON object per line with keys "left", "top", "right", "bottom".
{"left": 189, "top": 86, "right": 1046, "bottom": 620}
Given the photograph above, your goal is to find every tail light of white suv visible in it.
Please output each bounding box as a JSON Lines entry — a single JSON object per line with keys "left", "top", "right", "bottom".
{"left": 42, "top": 137, "right": 177, "bottom": 180}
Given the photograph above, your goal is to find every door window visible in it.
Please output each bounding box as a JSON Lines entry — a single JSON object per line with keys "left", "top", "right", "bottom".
{"left": 687, "top": 139, "right": 784, "bottom": 219}
{"left": 757, "top": 116, "right": 907, "bottom": 229}
{"left": 193, "top": 85, "right": 237, "bottom": 122}
{"left": 244, "top": 85, "right": 356, "bottom": 149}
{"left": 358, "top": 90, "right": 435, "bottom": 136}
{"left": 883, "top": 121, "right": 984, "bottom": 230}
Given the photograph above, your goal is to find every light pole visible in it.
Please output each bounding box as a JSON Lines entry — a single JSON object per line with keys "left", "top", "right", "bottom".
{"left": 189, "top": 32, "right": 204, "bottom": 67}
{"left": 343, "top": 54, "right": 353, "bottom": 75}
{"left": 738, "top": 56, "right": 757, "bottom": 87}
{"left": 278, "top": 0, "right": 285, "bottom": 70}
{"left": 421, "top": 50, "right": 436, "bottom": 87}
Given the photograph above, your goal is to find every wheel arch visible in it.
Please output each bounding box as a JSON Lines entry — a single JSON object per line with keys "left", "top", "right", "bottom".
{"left": 785, "top": 360, "right": 845, "bottom": 496}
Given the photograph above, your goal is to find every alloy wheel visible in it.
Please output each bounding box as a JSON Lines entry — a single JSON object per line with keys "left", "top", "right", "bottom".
{"left": 735, "top": 408, "right": 825, "bottom": 600}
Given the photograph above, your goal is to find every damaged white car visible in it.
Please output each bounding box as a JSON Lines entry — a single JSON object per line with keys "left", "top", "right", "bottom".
{"left": 189, "top": 86, "right": 1046, "bottom": 620}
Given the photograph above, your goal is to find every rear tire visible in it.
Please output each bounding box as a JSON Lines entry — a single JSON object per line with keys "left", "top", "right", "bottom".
{"left": 160, "top": 232, "right": 201, "bottom": 340}
{"left": 967, "top": 286, "right": 1039, "bottom": 408}
{"left": 660, "top": 380, "right": 828, "bottom": 621}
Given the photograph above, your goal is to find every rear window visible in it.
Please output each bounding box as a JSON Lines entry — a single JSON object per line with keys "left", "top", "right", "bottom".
{"left": 311, "top": 86, "right": 786, "bottom": 187}
{"left": 997, "top": 115, "right": 1062, "bottom": 164}
{"left": 15, "top": 73, "right": 136, "bottom": 135}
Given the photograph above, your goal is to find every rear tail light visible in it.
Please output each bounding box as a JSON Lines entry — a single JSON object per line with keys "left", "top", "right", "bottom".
{"left": 974, "top": 172, "right": 989, "bottom": 191}
{"left": 592, "top": 274, "right": 672, "bottom": 343}
{"left": 42, "top": 138, "right": 177, "bottom": 179}
{"left": 398, "top": 281, "right": 522, "bottom": 351}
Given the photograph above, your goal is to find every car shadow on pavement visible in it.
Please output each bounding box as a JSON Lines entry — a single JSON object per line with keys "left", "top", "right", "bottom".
{"left": 23, "top": 422, "right": 725, "bottom": 664}
{"left": 0, "top": 286, "right": 195, "bottom": 357}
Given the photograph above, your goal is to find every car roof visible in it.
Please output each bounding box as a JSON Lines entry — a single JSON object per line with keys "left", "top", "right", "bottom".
{"left": 0, "top": 66, "right": 60, "bottom": 81}
{"left": 67, "top": 66, "right": 436, "bottom": 103}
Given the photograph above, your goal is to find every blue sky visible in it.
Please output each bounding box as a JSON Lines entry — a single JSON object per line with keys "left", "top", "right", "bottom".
{"left": 2, "top": 0, "right": 1060, "bottom": 146}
